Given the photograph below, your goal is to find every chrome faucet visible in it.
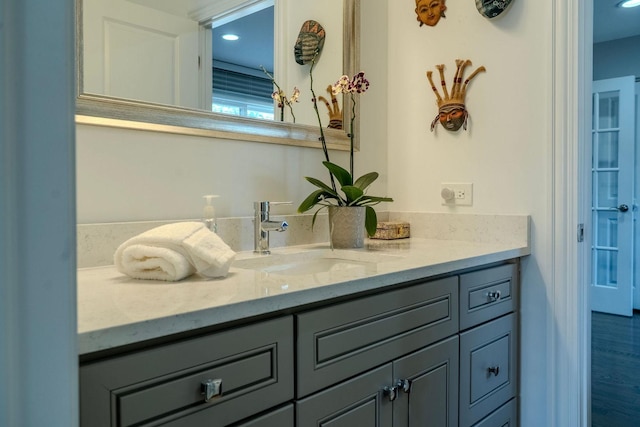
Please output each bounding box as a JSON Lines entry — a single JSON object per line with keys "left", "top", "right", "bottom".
{"left": 254, "top": 201, "right": 291, "bottom": 254}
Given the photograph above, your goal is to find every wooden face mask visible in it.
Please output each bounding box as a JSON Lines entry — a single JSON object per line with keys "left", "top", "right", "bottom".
{"left": 415, "top": 0, "right": 447, "bottom": 27}
{"left": 426, "top": 59, "right": 486, "bottom": 132}
{"left": 294, "top": 20, "right": 326, "bottom": 65}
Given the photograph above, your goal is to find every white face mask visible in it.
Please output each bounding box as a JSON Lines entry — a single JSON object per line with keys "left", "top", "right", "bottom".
{"left": 475, "top": 0, "right": 514, "bottom": 19}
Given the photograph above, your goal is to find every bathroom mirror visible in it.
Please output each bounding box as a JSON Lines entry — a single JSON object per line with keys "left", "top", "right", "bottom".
{"left": 76, "top": 0, "right": 360, "bottom": 151}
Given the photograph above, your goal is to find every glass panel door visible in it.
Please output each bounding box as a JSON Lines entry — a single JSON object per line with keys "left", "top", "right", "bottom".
{"left": 591, "top": 77, "right": 635, "bottom": 317}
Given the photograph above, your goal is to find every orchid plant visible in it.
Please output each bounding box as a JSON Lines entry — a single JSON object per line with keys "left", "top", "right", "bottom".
{"left": 261, "top": 66, "right": 299, "bottom": 122}
{"left": 298, "top": 68, "right": 393, "bottom": 236}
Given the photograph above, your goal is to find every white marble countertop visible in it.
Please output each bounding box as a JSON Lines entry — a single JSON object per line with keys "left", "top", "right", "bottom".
{"left": 77, "top": 237, "right": 530, "bottom": 355}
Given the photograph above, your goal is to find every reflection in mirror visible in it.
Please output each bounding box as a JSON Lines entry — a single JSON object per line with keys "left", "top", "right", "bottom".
{"left": 76, "top": 0, "right": 360, "bottom": 150}
{"left": 211, "top": 5, "right": 275, "bottom": 120}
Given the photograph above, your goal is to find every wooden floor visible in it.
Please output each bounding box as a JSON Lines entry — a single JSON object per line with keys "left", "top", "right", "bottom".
{"left": 592, "top": 310, "right": 640, "bottom": 427}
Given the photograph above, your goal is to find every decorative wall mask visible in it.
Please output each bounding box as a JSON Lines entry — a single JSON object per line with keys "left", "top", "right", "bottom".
{"left": 426, "top": 59, "right": 486, "bottom": 132}
{"left": 318, "top": 85, "right": 343, "bottom": 129}
{"left": 294, "top": 20, "right": 326, "bottom": 65}
{"left": 415, "top": 0, "right": 447, "bottom": 27}
{"left": 475, "top": 0, "right": 514, "bottom": 19}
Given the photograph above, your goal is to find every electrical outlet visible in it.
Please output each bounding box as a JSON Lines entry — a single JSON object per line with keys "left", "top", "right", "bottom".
{"left": 441, "top": 183, "right": 473, "bottom": 206}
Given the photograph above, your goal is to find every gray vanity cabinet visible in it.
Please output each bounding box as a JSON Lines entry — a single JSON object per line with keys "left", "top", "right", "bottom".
{"left": 79, "top": 260, "right": 520, "bottom": 427}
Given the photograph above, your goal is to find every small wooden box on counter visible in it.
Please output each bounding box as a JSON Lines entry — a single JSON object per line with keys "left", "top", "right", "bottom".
{"left": 371, "top": 221, "right": 410, "bottom": 240}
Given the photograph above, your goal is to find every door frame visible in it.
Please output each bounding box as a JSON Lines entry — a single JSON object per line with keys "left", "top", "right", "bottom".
{"left": 551, "top": 0, "right": 592, "bottom": 426}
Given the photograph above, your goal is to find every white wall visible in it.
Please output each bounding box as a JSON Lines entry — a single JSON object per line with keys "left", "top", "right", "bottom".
{"left": 593, "top": 35, "right": 640, "bottom": 80}
{"left": 77, "top": 1, "right": 557, "bottom": 425}
{"left": 386, "top": 1, "right": 551, "bottom": 425}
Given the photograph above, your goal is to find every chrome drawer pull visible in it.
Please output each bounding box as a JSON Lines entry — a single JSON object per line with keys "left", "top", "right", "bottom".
{"left": 486, "top": 290, "right": 502, "bottom": 302}
{"left": 487, "top": 366, "right": 500, "bottom": 377}
{"left": 396, "top": 379, "right": 412, "bottom": 394}
{"left": 383, "top": 385, "right": 398, "bottom": 402}
{"left": 201, "top": 379, "right": 223, "bottom": 402}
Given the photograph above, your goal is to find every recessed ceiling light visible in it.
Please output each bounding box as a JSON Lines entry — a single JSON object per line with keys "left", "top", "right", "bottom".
{"left": 618, "top": 0, "right": 640, "bottom": 8}
{"left": 222, "top": 34, "right": 239, "bottom": 41}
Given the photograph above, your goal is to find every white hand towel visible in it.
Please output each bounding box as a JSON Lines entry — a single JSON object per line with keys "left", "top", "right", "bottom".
{"left": 182, "top": 226, "right": 237, "bottom": 278}
{"left": 114, "top": 222, "right": 236, "bottom": 281}
{"left": 116, "top": 243, "right": 196, "bottom": 281}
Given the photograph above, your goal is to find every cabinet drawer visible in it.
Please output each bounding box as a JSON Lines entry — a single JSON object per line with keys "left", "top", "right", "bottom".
{"left": 460, "top": 314, "right": 518, "bottom": 427}
{"left": 472, "top": 398, "right": 517, "bottom": 427}
{"left": 296, "top": 276, "right": 458, "bottom": 397}
{"left": 460, "top": 263, "right": 518, "bottom": 330}
{"left": 80, "top": 316, "right": 293, "bottom": 427}
{"left": 235, "top": 404, "right": 294, "bottom": 427}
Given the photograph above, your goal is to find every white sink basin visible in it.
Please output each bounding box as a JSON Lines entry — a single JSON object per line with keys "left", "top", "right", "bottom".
{"left": 233, "top": 249, "right": 402, "bottom": 276}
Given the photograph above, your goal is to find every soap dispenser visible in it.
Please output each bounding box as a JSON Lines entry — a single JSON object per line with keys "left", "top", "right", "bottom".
{"left": 202, "top": 195, "right": 219, "bottom": 233}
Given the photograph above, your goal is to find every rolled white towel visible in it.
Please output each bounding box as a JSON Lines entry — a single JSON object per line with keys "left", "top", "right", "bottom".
{"left": 116, "top": 244, "right": 195, "bottom": 281}
{"left": 114, "top": 222, "right": 236, "bottom": 281}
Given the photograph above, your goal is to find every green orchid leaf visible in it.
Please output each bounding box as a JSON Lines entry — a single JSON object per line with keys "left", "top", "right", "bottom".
{"left": 310, "top": 206, "right": 326, "bottom": 230}
{"left": 298, "top": 189, "right": 328, "bottom": 213}
{"left": 353, "top": 172, "right": 379, "bottom": 190}
{"left": 359, "top": 196, "right": 394, "bottom": 205}
{"left": 323, "top": 161, "right": 353, "bottom": 187}
{"left": 305, "top": 176, "right": 338, "bottom": 196}
{"left": 341, "top": 185, "right": 364, "bottom": 204}
{"left": 365, "top": 206, "right": 378, "bottom": 237}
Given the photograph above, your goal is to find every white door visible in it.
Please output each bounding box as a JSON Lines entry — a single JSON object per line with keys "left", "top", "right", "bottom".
{"left": 635, "top": 81, "right": 640, "bottom": 309}
{"left": 82, "top": 0, "right": 201, "bottom": 109}
{"left": 591, "top": 76, "right": 635, "bottom": 317}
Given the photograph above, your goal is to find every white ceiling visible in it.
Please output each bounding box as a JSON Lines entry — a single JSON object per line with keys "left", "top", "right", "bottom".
{"left": 593, "top": 0, "right": 640, "bottom": 43}
{"left": 212, "top": 6, "right": 274, "bottom": 72}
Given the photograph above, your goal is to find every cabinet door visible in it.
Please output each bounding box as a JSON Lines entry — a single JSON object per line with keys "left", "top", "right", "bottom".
{"left": 296, "top": 364, "right": 393, "bottom": 427}
{"left": 393, "top": 336, "right": 459, "bottom": 427}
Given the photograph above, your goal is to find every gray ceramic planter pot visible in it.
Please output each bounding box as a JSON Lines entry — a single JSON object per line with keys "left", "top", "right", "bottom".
{"left": 328, "top": 206, "right": 366, "bottom": 249}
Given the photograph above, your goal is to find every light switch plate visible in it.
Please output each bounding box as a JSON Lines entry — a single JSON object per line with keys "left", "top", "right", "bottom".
{"left": 441, "top": 183, "right": 473, "bottom": 206}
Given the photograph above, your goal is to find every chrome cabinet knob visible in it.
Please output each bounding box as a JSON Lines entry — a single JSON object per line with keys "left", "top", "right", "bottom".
{"left": 396, "top": 379, "right": 411, "bottom": 394}
{"left": 383, "top": 385, "right": 398, "bottom": 401}
{"left": 487, "top": 290, "right": 502, "bottom": 302}
{"left": 201, "top": 379, "right": 222, "bottom": 402}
